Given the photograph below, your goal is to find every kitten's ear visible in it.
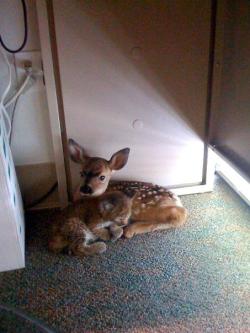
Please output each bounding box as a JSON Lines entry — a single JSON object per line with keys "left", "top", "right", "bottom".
{"left": 99, "top": 200, "right": 114, "bottom": 213}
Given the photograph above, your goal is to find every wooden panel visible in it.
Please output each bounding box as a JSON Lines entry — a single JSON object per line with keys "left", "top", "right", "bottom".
{"left": 16, "top": 162, "right": 59, "bottom": 209}
{"left": 52, "top": 0, "right": 211, "bottom": 190}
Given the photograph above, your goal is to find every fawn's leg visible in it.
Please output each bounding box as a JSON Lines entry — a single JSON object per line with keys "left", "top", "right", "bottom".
{"left": 124, "top": 221, "right": 174, "bottom": 238}
{"left": 124, "top": 206, "right": 187, "bottom": 238}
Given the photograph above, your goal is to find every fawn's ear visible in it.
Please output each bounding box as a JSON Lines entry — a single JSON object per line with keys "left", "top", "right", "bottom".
{"left": 109, "top": 148, "right": 130, "bottom": 170}
{"left": 68, "top": 139, "right": 89, "bottom": 164}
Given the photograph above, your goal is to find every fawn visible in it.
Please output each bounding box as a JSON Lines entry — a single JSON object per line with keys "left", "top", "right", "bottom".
{"left": 69, "top": 139, "right": 188, "bottom": 239}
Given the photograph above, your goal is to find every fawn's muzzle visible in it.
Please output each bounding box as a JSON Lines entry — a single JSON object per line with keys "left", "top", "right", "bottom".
{"left": 80, "top": 185, "right": 93, "bottom": 195}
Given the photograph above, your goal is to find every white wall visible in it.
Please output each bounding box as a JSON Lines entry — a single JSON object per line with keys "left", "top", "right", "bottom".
{"left": 53, "top": 0, "right": 211, "bottom": 190}
{"left": 0, "top": 0, "right": 54, "bottom": 165}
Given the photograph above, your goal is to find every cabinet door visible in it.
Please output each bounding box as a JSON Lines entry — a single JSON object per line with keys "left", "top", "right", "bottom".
{"left": 52, "top": 0, "right": 211, "bottom": 189}
{"left": 210, "top": 0, "right": 250, "bottom": 179}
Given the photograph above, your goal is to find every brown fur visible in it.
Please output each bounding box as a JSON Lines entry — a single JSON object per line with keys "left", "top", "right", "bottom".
{"left": 69, "top": 139, "right": 188, "bottom": 240}
{"left": 48, "top": 191, "right": 134, "bottom": 256}
{"left": 108, "top": 181, "right": 187, "bottom": 238}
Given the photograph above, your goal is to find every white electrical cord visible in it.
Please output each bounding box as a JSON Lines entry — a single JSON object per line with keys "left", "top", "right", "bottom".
{"left": 4, "top": 72, "right": 32, "bottom": 108}
{"left": 0, "top": 47, "right": 41, "bottom": 142}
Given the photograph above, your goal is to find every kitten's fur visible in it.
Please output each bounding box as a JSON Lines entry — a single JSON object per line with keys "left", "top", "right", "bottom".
{"left": 48, "top": 190, "right": 135, "bottom": 257}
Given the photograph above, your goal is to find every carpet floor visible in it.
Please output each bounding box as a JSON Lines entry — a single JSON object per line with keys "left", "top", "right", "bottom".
{"left": 0, "top": 176, "right": 249, "bottom": 333}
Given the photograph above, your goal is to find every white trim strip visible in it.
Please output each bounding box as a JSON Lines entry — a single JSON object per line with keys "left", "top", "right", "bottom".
{"left": 36, "top": 0, "right": 68, "bottom": 207}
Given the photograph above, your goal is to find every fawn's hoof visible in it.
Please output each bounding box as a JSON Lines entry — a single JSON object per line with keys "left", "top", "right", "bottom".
{"left": 123, "top": 227, "right": 134, "bottom": 239}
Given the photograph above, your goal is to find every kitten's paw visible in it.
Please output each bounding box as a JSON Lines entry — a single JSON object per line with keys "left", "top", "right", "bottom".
{"left": 94, "top": 242, "right": 107, "bottom": 254}
{"left": 110, "top": 228, "right": 123, "bottom": 242}
{"left": 100, "top": 233, "right": 111, "bottom": 241}
{"left": 93, "top": 229, "right": 111, "bottom": 241}
{"left": 73, "top": 241, "right": 107, "bottom": 256}
{"left": 111, "top": 234, "right": 122, "bottom": 242}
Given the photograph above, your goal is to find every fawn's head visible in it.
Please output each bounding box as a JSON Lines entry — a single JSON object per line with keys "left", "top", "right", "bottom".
{"left": 68, "top": 139, "right": 130, "bottom": 198}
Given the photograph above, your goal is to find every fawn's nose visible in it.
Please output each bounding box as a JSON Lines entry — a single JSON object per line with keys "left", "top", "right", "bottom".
{"left": 80, "top": 185, "right": 93, "bottom": 195}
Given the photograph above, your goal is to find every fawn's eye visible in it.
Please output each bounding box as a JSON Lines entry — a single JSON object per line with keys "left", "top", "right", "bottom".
{"left": 99, "top": 175, "right": 105, "bottom": 181}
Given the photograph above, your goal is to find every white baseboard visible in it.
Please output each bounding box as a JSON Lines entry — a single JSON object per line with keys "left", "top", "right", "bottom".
{"left": 171, "top": 148, "right": 216, "bottom": 196}
{"left": 171, "top": 184, "right": 214, "bottom": 196}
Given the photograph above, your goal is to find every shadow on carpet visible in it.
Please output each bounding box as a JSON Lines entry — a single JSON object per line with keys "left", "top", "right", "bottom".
{"left": 0, "top": 176, "right": 249, "bottom": 333}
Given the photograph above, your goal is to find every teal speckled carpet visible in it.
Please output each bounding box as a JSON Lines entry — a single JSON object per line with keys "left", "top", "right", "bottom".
{"left": 0, "top": 176, "right": 250, "bottom": 333}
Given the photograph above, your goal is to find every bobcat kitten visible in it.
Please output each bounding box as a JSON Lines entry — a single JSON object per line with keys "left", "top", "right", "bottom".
{"left": 48, "top": 190, "right": 135, "bottom": 257}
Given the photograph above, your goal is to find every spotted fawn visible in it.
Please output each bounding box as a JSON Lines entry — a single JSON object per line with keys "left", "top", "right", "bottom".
{"left": 69, "top": 139, "right": 187, "bottom": 239}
